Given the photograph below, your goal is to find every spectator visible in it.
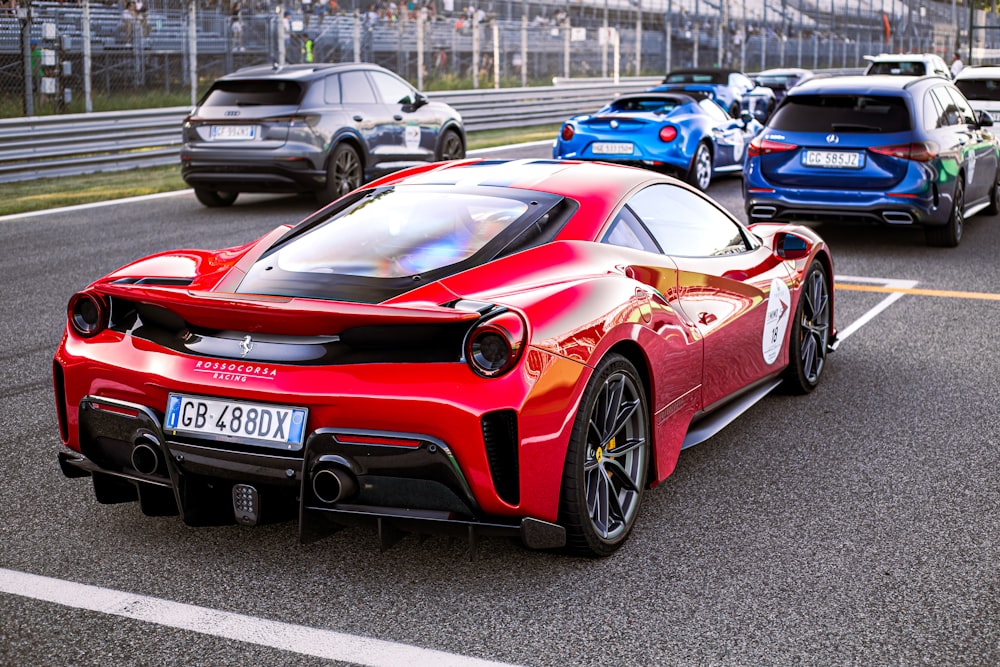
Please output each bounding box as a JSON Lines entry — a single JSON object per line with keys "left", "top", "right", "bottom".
{"left": 951, "top": 52, "right": 964, "bottom": 78}
{"left": 231, "top": 1, "right": 244, "bottom": 51}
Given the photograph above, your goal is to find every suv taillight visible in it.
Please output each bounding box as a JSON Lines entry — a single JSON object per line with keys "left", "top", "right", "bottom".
{"left": 747, "top": 136, "right": 798, "bottom": 158}
{"left": 870, "top": 141, "right": 939, "bottom": 162}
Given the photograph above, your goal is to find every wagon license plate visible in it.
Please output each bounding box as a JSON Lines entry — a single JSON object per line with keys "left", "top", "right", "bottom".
{"left": 803, "top": 150, "right": 864, "bottom": 168}
{"left": 592, "top": 142, "right": 634, "bottom": 155}
{"left": 210, "top": 125, "right": 256, "bottom": 141}
{"left": 164, "top": 394, "right": 307, "bottom": 450}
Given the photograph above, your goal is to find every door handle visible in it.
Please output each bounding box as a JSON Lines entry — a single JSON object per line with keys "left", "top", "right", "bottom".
{"left": 353, "top": 115, "right": 363, "bottom": 122}
{"left": 393, "top": 114, "right": 403, "bottom": 121}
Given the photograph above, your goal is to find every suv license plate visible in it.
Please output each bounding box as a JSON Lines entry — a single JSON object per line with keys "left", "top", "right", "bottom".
{"left": 803, "top": 150, "right": 864, "bottom": 168}
{"left": 210, "top": 125, "right": 256, "bottom": 141}
{"left": 164, "top": 394, "right": 307, "bottom": 450}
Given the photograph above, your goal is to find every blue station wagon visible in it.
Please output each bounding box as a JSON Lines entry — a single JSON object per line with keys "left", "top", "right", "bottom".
{"left": 743, "top": 75, "right": 1000, "bottom": 246}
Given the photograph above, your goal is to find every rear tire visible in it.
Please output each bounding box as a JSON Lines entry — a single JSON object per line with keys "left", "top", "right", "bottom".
{"left": 194, "top": 188, "right": 238, "bottom": 207}
{"left": 559, "top": 353, "right": 650, "bottom": 557}
{"left": 318, "top": 143, "right": 363, "bottom": 206}
{"left": 686, "top": 142, "right": 713, "bottom": 191}
{"left": 782, "top": 261, "right": 831, "bottom": 394}
{"left": 926, "top": 179, "right": 964, "bottom": 247}
{"left": 984, "top": 167, "right": 1000, "bottom": 215}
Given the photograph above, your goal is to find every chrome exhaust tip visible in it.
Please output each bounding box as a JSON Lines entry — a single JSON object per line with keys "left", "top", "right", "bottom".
{"left": 312, "top": 466, "right": 358, "bottom": 504}
{"left": 130, "top": 438, "right": 162, "bottom": 476}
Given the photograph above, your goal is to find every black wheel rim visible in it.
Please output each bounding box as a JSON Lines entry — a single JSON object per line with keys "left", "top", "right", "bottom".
{"left": 799, "top": 269, "right": 830, "bottom": 384}
{"left": 583, "top": 371, "right": 647, "bottom": 541}
{"left": 333, "top": 149, "right": 361, "bottom": 197}
{"left": 439, "top": 132, "right": 463, "bottom": 160}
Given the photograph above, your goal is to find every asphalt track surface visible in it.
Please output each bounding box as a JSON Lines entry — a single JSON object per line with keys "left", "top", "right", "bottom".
{"left": 1, "top": 143, "right": 997, "bottom": 666}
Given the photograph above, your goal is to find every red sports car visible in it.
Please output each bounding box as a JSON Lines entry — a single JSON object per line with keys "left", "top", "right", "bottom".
{"left": 54, "top": 159, "right": 835, "bottom": 557}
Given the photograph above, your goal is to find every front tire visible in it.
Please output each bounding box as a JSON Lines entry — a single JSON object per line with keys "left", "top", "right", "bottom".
{"left": 435, "top": 128, "right": 465, "bottom": 162}
{"left": 926, "top": 179, "right": 964, "bottom": 247}
{"left": 559, "top": 353, "right": 650, "bottom": 557}
{"left": 782, "top": 261, "right": 831, "bottom": 394}
{"left": 318, "top": 143, "right": 363, "bottom": 206}
{"left": 686, "top": 142, "right": 713, "bottom": 191}
{"left": 194, "top": 188, "right": 238, "bottom": 207}
{"left": 984, "top": 166, "right": 1000, "bottom": 215}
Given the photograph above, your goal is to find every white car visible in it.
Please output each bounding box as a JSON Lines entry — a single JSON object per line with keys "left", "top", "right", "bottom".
{"left": 954, "top": 66, "right": 1000, "bottom": 121}
{"left": 863, "top": 53, "right": 952, "bottom": 79}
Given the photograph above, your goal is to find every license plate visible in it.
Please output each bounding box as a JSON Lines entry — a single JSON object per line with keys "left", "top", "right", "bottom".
{"left": 803, "top": 150, "right": 864, "bottom": 168}
{"left": 210, "top": 125, "right": 256, "bottom": 141}
{"left": 592, "top": 142, "right": 634, "bottom": 155}
{"left": 164, "top": 394, "right": 307, "bottom": 450}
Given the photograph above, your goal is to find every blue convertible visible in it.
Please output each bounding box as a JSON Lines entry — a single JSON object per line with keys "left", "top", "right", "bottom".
{"left": 553, "top": 92, "right": 762, "bottom": 190}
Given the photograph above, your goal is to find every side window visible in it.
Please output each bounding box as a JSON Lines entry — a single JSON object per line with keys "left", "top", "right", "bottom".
{"left": 923, "top": 90, "right": 943, "bottom": 132}
{"left": 943, "top": 86, "right": 977, "bottom": 125}
{"left": 929, "top": 87, "right": 959, "bottom": 127}
{"left": 340, "top": 70, "right": 377, "bottom": 104}
{"left": 627, "top": 184, "right": 751, "bottom": 257}
{"left": 324, "top": 74, "right": 341, "bottom": 105}
{"left": 698, "top": 98, "right": 730, "bottom": 122}
{"left": 369, "top": 71, "right": 416, "bottom": 106}
{"left": 602, "top": 206, "right": 661, "bottom": 253}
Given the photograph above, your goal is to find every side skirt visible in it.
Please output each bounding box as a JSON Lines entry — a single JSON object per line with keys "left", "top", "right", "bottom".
{"left": 680, "top": 378, "right": 783, "bottom": 450}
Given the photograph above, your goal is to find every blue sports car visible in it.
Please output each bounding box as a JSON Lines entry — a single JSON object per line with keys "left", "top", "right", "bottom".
{"left": 649, "top": 69, "right": 757, "bottom": 118}
{"left": 553, "top": 92, "right": 763, "bottom": 190}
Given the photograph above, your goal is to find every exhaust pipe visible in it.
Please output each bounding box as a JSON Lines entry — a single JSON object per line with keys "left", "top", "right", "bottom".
{"left": 883, "top": 211, "right": 914, "bottom": 224}
{"left": 312, "top": 466, "right": 358, "bottom": 504}
{"left": 750, "top": 205, "right": 777, "bottom": 219}
{"left": 131, "top": 437, "right": 162, "bottom": 476}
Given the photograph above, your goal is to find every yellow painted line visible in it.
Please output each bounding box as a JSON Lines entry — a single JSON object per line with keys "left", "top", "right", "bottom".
{"left": 835, "top": 283, "right": 1000, "bottom": 301}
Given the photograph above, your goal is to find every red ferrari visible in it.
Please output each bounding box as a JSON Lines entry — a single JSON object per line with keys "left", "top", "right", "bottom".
{"left": 54, "top": 159, "right": 835, "bottom": 557}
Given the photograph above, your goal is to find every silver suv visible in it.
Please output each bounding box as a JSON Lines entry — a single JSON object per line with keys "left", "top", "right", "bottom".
{"left": 181, "top": 63, "right": 466, "bottom": 207}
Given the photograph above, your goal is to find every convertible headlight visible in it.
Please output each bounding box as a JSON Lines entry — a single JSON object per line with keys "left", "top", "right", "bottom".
{"left": 465, "top": 311, "right": 526, "bottom": 378}
{"left": 68, "top": 291, "right": 108, "bottom": 338}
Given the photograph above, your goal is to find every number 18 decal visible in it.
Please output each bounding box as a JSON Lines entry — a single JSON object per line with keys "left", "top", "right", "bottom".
{"left": 762, "top": 278, "right": 791, "bottom": 364}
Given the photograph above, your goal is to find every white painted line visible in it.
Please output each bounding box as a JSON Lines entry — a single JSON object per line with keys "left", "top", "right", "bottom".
{"left": 834, "top": 275, "right": 920, "bottom": 343}
{"left": 0, "top": 568, "right": 519, "bottom": 667}
{"left": 0, "top": 189, "right": 194, "bottom": 224}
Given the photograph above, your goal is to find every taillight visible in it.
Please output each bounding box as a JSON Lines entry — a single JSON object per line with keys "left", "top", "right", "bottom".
{"left": 465, "top": 311, "right": 526, "bottom": 378}
{"left": 68, "top": 292, "right": 108, "bottom": 338}
{"left": 870, "top": 141, "right": 939, "bottom": 162}
{"left": 561, "top": 124, "right": 575, "bottom": 141}
{"left": 747, "top": 136, "right": 798, "bottom": 158}
{"left": 659, "top": 125, "right": 678, "bottom": 142}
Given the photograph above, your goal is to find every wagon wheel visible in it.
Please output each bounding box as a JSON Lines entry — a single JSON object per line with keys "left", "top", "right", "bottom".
{"left": 926, "top": 179, "right": 964, "bottom": 247}
{"left": 559, "top": 353, "right": 650, "bottom": 557}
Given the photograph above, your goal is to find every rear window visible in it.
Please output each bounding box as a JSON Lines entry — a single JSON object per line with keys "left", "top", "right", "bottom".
{"left": 664, "top": 72, "right": 725, "bottom": 84}
{"left": 768, "top": 94, "right": 912, "bottom": 133}
{"left": 200, "top": 80, "right": 303, "bottom": 107}
{"left": 955, "top": 78, "right": 1000, "bottom": 101}
{"left": 607, "top": 97, "right": 684, "bottom": 113}
{"left": 867, "top": 61, "right": 926, "bottom": 76}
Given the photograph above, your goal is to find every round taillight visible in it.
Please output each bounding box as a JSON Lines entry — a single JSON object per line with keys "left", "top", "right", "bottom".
{"left": 659, "top": 125, "right": 677, "bottom": 142}
{"left": 465, "top": 311, "right": 526, "bottom": 378}
{"left": 561, "top": 124, "right": 575, "bottom": 141}
{"left": 68, "top": 292, "right": 108, "bottom": 338}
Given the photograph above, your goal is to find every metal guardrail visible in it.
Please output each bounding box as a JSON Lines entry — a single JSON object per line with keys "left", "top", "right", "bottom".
{"left": 0, "top": 80, "right": 659, "bottom": 183}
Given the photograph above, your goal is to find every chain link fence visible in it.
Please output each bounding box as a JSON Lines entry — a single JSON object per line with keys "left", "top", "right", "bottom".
{"left": 0, "top": 0, "right": 979, "bottom": 118}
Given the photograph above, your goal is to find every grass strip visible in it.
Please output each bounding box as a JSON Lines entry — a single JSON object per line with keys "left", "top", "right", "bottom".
{"left": 0, "top": 125, "right": 560, "bottom": 217}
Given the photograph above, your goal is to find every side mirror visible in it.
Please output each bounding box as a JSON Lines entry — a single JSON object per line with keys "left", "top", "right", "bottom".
{"left": 978, "top": 110, "right": 994, "bottom": 127}
{"left": 740, "top": 110, "right": 754, "bottom": 126}
{"left": 774, "top": 231, "right": 812, "bottom": 260}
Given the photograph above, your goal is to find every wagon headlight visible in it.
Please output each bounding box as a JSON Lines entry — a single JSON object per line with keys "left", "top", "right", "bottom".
{"left": 68, "top": 291, "right": 108, "bottom": 338}
{"left": 465, "top": 311, "right": 526, "bottom": 378}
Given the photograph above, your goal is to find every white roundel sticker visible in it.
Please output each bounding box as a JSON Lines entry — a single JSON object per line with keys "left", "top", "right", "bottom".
{"left": 404, "top": 125, "right": 421, "bottom": 150}
{"left": 732, "top": 132, "right": 744, "bottom": 161}
{"left": 762, "top": 278, "right": 791, "bottom": 365}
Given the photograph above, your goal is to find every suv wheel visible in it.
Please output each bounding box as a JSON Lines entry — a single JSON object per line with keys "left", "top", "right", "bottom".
{"left": 194, "top": 189, "right": 238, "bottom": 207}
{"left": 435, "top": 129, "right": 465, "bottom": 161}
{"left": 319, "top": 144, "right": 363, "bottom": 206}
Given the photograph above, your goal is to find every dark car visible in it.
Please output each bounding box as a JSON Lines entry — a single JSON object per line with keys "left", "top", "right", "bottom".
{"left": 180, "top": 63, "right": 466, "bottom": 207}
{"left": 744, "top": 75, "right": 1000, "bottom": 247}
{"left": 649, "top": 69, "right": 757, "bottom": 118}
